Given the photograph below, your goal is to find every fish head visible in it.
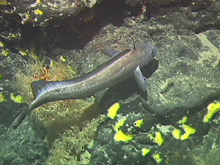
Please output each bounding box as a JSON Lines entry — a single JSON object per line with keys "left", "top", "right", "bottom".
{"left": 134, "top": 43, "right": 158, "bottom": 67}
{"left": 135, "top": 43, "right": 158, "bottom": 58}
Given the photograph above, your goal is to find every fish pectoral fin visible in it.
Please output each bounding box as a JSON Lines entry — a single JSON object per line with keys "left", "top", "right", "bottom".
{"left": 94, "top": 88, "right": 108, "bottom": 104}
{"left": 133, "top": 66, "right": 148, "bottom": 92}
{"left": 101, "top": 49, "right": 120, "bottom": 57}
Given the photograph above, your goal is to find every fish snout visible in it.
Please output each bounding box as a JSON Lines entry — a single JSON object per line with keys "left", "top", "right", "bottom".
{"left": 151, "top": 45, "right": 158, "bottom": 59}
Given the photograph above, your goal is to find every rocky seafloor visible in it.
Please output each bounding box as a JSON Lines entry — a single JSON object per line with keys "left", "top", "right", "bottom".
{"left": 1, "top": 0, "right": 220, "bottom": 164}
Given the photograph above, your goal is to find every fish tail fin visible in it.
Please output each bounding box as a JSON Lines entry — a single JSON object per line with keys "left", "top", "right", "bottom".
{"left": 7, "top": 108, "right": 31, "bottom": 131}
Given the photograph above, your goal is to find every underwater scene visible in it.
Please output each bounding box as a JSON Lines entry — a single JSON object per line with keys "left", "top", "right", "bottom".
{"left": 1, "top": 0, "right": 220, "bottom": 164}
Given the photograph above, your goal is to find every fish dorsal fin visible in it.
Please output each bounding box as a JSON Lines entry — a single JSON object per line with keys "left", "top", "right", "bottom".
{"left": 31, "top": 80, "right": 48, "bottom": 99}
{"left": 101, "top": 49, "right": 120, "bottom": 57}
{"left": 117, "top": 49, "right": 132, "bottom": 56}
{"left": 131, "top": 37, "right": 136, "bottom": 50}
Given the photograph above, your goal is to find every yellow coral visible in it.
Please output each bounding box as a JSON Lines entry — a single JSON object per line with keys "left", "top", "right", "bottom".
{"left": 107, "top": 102, "right": 121, "bottom": 119}
{"left": 10, "top": 93, "right": 25, "bottom": 103}
{"left": 34, "top": 9, "right": 44, "bottom": 15}
{"left": 0, "top": 41, "right": 5, "bottom": 47}
{"left": 114, "top": 116, "right": 126, "bottom": 131}
{"left": 150, "top": 132, "right": 164, "bottom": 146}
{"left": 59, "top": 56, "right": 68, "bottom": 62}
{"left": 0, "top": 92, "right": 6, "bottom": 103}
{"left": 177, "top": 116, "right": 188, "bottom": 124}
{"left": 114, "top": 130, "right": 134, "bottom": 142}
{"left": 203, "top": 102, "right": 220, "bottom": 123}
{"left": 155, "top": 132, "right": 164, "bottom": 146}
{"left": 113, "top": 116, "right": 134, "bottom": 142}
{"left": 141, "top": 148, "right": 151, "bottom": 157}
{"left": 1, "top": 49, "right": 11, "bottom": 56}
{"left": 172, "top": 128, "right": 181, "bottom": 139}
{"left": 153, "top": 153, "right": 163, "bottom": 164}
{"left": 19, "top": 50, "right": 28, "bottom": 56}
{"left": 134, "top": 119, "right": 144, "bottom": 128}
{"left": 181, "top": 124, "right": 196, "bottom": 140}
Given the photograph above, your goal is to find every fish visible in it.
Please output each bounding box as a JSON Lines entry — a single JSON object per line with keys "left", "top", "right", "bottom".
{"left": 9, "top": 43, "right": 158, "bottom": 130}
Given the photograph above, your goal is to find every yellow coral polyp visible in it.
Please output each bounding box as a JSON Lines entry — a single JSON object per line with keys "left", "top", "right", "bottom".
{"left": 155, "top": 132, "right": 164, "bottom": 146}
{"left": 114, "top": 130, "right": 134, "bottom": 142}
{"left": 180, "top": 124, "right": 196, "bottom": 140}
{"left": 0, "top": 92, "right": 6, "bottom": 103}
{"left": 141, "top": 148, "right": 151, "bottom": 157}
{"left": 172, "top": 128, "right": 181, "bottom": 139}
{"left": 59, "top": 56, "right": 68, "bottom": 62}
{"left": 203, "top": 102, "right": 220, "bottom": 123}
{"left": 107, "top": 102, "right": 121, "bottom": 119}
{"left": 113, "top": 116, "right": 134, "bottom": 142}
{"left": 153, "top": 153, "right": 163, "bottom": 164}
{"left": 134, "top": 119, "right": 144, "bottom": 128}
{"left": 181, "top": 133, "right": 190, "bottom": 140}
{"left": 114, "top": 116, "right": 126, "bottom": 131}
{"left": 19, "top": 50, "right": 28, "bottom": 56}
{"left": 0, "top": 41, "right": 5, "bottom": 47}
{"left": 1, "top": 49, "right": 11, "bottom": 56}
{"left": 177, "top": 116, "right": 188, "bottom": 124}
{"left": 10, "top": 93, "right": 25, "bottom": 103}
{"left": 34, "top": 9, "right": 44, "bottom": 15}
{"left": 150, "top": 132, "right": 164, "bottom": 146}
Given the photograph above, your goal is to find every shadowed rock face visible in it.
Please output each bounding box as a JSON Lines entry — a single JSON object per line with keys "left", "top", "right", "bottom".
{"left": 2, "top": 0, "right": 142, "bottom": 50}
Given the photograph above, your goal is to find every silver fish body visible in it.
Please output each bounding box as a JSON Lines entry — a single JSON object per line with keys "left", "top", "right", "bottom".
{"left": 30, "top": 43, "right": 157, "bottom": 110}
{"left": 9, "top": 43, "right": 157, "bottom": 130}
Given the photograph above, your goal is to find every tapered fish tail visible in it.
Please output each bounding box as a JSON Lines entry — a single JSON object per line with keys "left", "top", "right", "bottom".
{"left": 8, "top": 80, "right": 52, "bottom": 130}
{"left": 7, "top": 108, "right": 31, "bottom": 131}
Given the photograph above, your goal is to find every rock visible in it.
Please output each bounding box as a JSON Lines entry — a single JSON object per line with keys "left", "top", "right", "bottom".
{"left": 146, "top": 30, "right": 220, "bottom": 115}
{"left": 1, "top": 0, "right": 220, "bottom": 164}
{"left": 10, "top": 0, "right": 102, "bottom": 25}
{"left": 0, "top": 123, "right": 48, "bottom": 165}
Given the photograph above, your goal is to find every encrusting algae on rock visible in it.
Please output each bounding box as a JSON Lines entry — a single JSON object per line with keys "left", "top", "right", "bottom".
{"left": 47, "top": 115, "right": 105, "bottom": 165}
{"left": 13, "top": 58, "right": 77, "bottom": 104}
